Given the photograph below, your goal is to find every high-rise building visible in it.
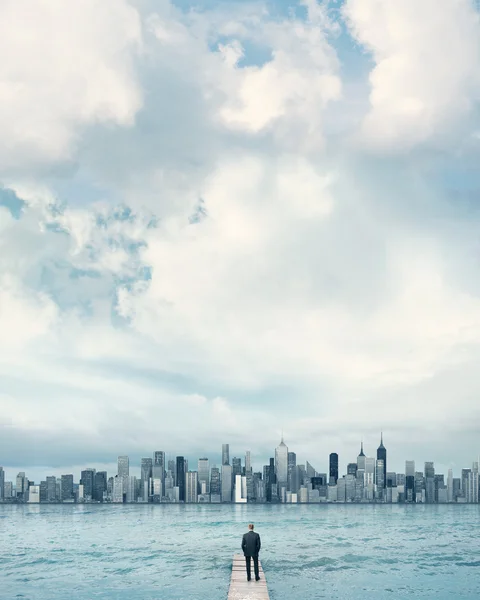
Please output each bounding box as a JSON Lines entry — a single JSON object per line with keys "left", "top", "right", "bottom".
{"left": 0, "top": 467, "right": 4, "bottom": 500}
{"left": 405, "top": 460, "right": 415, "bottom": 503}
{"left": 176, "top": 457, "right": 186, "bottom": 502}
{"left": 153, "top": 452, "right": 165, "bottom": 492}
{"left": 376, "top": 460, "right": 385, "bottom": 500}
{"left": 329, "top": 453, "right": 338, "bottom": 484}
{"left": 117, "top": 456, "right": 129, "bottom": 479}
{"left": 376, "top": 433, "right": 387, "bottom": 490}
{"left": 61, "top": 475, "right": 74, "bottom": 502}
{"left": 305, "top": 461, "right": 316, "bottom": 479}
{"left": 232, "top": 457, "right": 242, "bottom": 479}
{"left": 198, "top": 458, "right": 210, "bottom": 494}
{"left": 46, "top": 476, "right": 57, "bottom": 502}
{"left": 357, "top": 442, "right": 366, "bottom": 471}
{"left": 222, "top": 444, "right": 230, "bottom": 466}
{"left": 94, "top": 471, "right": 107, "bottom": 502}
{"left": 245, "top": 451, "right": 251, "bottom": 473}
{"left": 168, "top": 460, "right": 175, "bottom": 477}
{"left": 185, "top": 471, "right": 199, "bottom": 503}
{"left": 447, "top": 468, "right": 453, "bottom": 503}
{"left": 347, "top": 463, "right": 358, "bottom": 476}
{"left": 235, "top": 474, "right": 247, "bottom": 503}
{"left": 80, "top": 469, "right": 95, "bottom": 500}
{"left": 16, "top": 472, "right": 26, "bottom": 501}
{"left": 221, "top": 464, "right": 232, "bottom": 502}
{"left": 210, "top": 466, "right": 221, "bottom": 497}
{"left": 275, "top": 436, "right": 288, "bottom": 490}
{"left": 287, "top": 452, "right": 297, "bottom": 492}
{"left": 113, "top": 475, "right": 124, "bottom": 503}
{"left": 141, "top": 458, "right": 153, "bottom": 500}
{"left": 425, "top": 462, "right": 435, "bottom": 503}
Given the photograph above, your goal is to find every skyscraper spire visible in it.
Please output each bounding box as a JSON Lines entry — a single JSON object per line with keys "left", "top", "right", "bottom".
{"left": 359, "top": 439, "right": 365, "bottom": 457}
{"left": 379, "top": 431, "right": 385, "bottom": 449}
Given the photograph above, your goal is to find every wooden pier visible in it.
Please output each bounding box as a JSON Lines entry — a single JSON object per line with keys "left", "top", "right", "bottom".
{"left": 227, "top": 554, "right": 270, "bottom": 600}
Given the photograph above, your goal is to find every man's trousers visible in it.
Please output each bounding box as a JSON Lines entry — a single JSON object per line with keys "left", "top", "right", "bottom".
{"left": 245, "top": 555, "right": 259, "bottom": 580}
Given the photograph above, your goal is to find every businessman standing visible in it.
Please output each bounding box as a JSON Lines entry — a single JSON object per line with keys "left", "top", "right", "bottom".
{"left": 241, "top": 523, "right": 261, "bottom": 582}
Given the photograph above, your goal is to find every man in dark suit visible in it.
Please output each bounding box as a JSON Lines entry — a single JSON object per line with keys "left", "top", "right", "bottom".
{"left": 241, "top": 523, "right": 261, "bottom": 581}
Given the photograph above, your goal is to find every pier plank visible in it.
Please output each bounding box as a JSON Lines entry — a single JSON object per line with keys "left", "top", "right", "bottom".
{"left": 227, "top": 554, "right": 270, "bottom": 600}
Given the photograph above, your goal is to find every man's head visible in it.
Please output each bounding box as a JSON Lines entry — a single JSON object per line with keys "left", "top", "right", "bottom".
{"left": 248, "top": 523, "right": 254, "bottom": 531}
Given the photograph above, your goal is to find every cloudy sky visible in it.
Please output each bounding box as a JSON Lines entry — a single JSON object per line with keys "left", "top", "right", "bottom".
{"left": 1, "top": 0, "right": 480, "bottom": 482}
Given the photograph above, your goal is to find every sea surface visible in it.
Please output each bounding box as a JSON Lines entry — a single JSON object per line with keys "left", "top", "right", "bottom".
{"left": 1, "top": 504, "right": 479, "bottom": 600}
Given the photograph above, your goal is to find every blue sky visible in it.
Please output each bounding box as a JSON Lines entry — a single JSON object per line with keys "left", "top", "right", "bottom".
{"left": 1, "top": 0, "right": 480, "bottom": 482}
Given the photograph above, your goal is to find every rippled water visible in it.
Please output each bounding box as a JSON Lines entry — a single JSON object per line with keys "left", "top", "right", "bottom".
{"left": 1, "top": 504, "right": 480, "bottom": 599}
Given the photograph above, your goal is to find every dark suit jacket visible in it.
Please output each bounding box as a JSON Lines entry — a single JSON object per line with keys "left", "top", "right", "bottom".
{"left": 242, "top": 530, "right": 261, "bottom": 556}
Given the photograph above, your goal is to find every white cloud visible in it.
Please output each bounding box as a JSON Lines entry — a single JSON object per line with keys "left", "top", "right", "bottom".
{"left": 343, "top": 0, "right": 480, "bottom": 149}
{"left": 1, "top": 0, "right": 480, "bottom": 473}
{"left": 0, "top": 0, "right": 142, "bottom": 171}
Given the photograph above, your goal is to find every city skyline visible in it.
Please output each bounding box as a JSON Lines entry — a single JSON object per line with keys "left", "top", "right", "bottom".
{"left": 2, "top": 435, "right": 480, "bottom": 505}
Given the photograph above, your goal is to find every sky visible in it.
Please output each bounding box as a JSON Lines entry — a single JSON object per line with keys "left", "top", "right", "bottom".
{"left": 1, "top": 0, "right": 480, "bottom": 482}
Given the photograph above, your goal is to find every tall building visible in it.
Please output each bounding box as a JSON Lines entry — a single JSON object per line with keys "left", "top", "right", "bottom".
{"left": 357, "top": 442, "right": 366, "bottom": 471}
{"left": 245, "top": 451, "right": 251, "bottom": 473}
{"left": 210, "top": 466, "right": 221, "bottom": 497}
{"left": 347, "top": 463, "right": 358, "bottom": 476}
{"left": 80, "top": 469, "right": 95, "bottom": 500}
{"left": 287, "top": 452, "right": 297, "bottom": 492}
{"left": 221, "top": 464, "right": 232, "bottom": 502}
{"left": 117, "top": 456, "right": 129, "bottom": 479}
{"left": 275, "top": 436, "right": 288, "bottom": 490}
{"left": 329, "top": 453, "right": 338, "bottom": 484}
{"left": 376, "top": 433, "right": 387, "bottom": 490}
{"left": 176, "top": 457, "right": 186, "bottom": 502}
{"left": 0, "top": 467, "right": 4, "bottom": 500}
{"left": 376, "top": 460, "right": 385, "bottom": 499}
{"left": 141, "top": 458, "right": 153, "bottom": 500}
{"left": 198, "top": 458, "right": 210, "bottom": 494}
{"left": 425, "top": 462, "right": 435, "bottom": 503}
{"left": 305, "top": 461, "right": 316, "bottom": 479}
{"left": 94, "top": 471, "right": 107, "bottom": 502}
{"left": 185, "top": 471, "right": 199, "bottom": 503}
{"left": 405, "top": 460, "right": 415, "bottom": 503}
{"left": 46, "top": 476, "right": 57, "bottom": 502}
{"left": 447, "top": 468, "right": 453, "bottom": 503}
{"left": 16, "top": 472, "right": 26, "bottom": 501}
{"left": 265, "top": 458, "right": 276, "bottom": 502}
{"left": 222, "top": 444, "right": 230, "bottom": 466}
{"left": 153, "top": 451, "right": 165, "bottom": 492}
{"left": 235, "top": 474, "right": 247, "bottom": 503}
{"left": 61, "top": 475, "right": 74, "bottom": 502}
{"left": 232, "top": 457, "right": 242, "bottom": 479}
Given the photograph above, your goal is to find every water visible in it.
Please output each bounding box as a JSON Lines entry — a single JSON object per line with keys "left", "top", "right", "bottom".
{"left": 1, "top": 504, "right": 480, "bottom": 600}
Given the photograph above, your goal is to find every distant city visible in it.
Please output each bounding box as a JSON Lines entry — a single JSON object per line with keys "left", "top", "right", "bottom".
{"left": 1, "top": 435, "right": 479, "bottom": 504}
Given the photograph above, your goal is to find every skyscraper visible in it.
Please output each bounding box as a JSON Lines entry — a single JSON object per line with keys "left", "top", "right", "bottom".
{"left": 80, "top": 469, "right": 96, "bottom": 500}
{"left": 94, "top": 471, "right": 107, "bottom": 502}
{"left": 357, "top": 442, "right": 366, "bottom": 471}
{"left": 232, "top": 457, "right": 242, "bottom": 478}
{"left": 376, "top": 433, "right": 387, "bottom": 490}
{"left": 0, "top": 467, "right": 4, "bottom": 500}
{"left": 61, "top": 475, "right": 74, "bottom": 502}
{"left": 222, "top": 444, "right": 230, "bottom": 466}
{"left": 117, "top": 456, "right": 129, "bottom": 479}
{"left": 405, "top": 460, "right": 415, "bottom": 503}
{"left": 153, "top": 451, "right": 165, "bottom": 492}
{"left": 245, "top": 451, "right": 251, "bottom": 473}
{"left": 210, "top": 466, "right": 221, "bottom": 497}
{"left": 185, "top": 471, "right": 198, "bottom": 503}
{"left": 287, "top": 452, "right": 297, "bottom": 492}
{"left": 425, "top": 462, "right": 435, "bottom": 503}
{"left": 198, "top": 458, "right": 210, "bottom": 494}
{"left": 275, "top": 436, "right": 288, "bottom": 490}
{"left": 176, "top": 456, "right": 186, "bottom": 502}
{"left": 221, "top": 464, "right": 232, "bottom": 502}
{"left": 329, "top": 453, "right": 338, "bottom": 484}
